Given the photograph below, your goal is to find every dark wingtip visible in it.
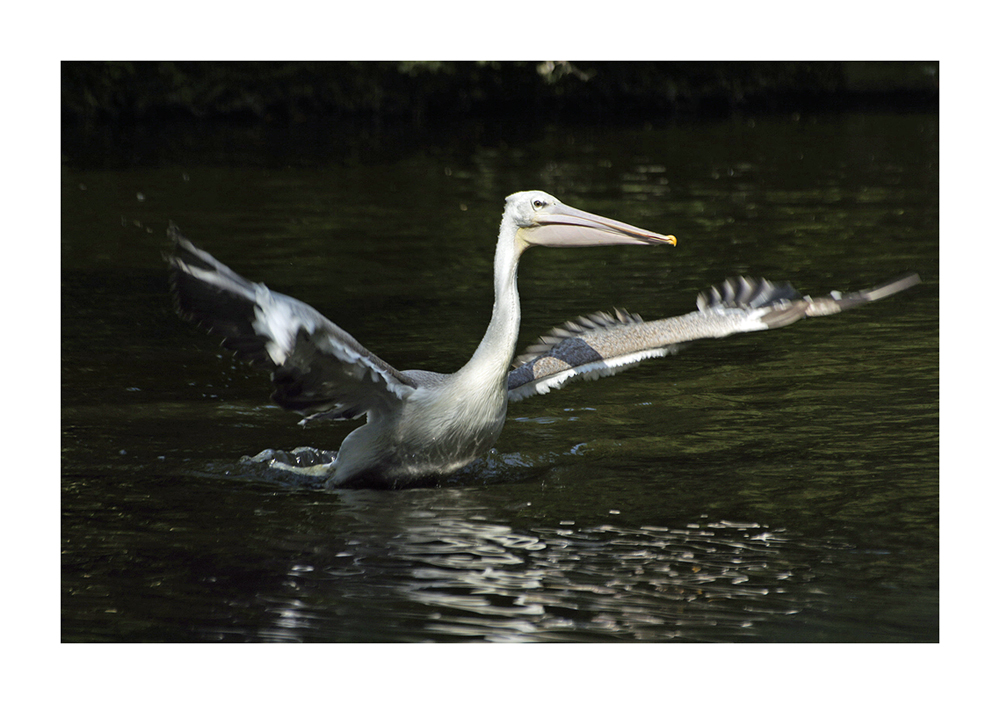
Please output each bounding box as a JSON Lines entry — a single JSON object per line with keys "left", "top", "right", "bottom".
{"left": 861, "top": 272, "right": 921, "bottom": 301}
{"left": 824, "top": 272, "right": 921, "bottom": 314}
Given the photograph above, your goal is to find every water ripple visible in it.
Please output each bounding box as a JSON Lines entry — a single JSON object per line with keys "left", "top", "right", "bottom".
{"left": 250, "top": 497, "right": 847, "bottom": 641}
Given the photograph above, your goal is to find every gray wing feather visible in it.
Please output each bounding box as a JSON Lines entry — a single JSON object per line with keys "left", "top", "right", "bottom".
{"left": 166, "top": 227, "right": 418, "bottom": 423}
{"left": 508, "top": 273, "right": 920, "bottom": 402}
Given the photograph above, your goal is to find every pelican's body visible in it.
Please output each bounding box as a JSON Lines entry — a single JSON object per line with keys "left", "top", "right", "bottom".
{"left": 168, "top": 191, "right": 675, "bottom": 488}
{"left": 169, "top": 191, "right": 918, "bottom": 490}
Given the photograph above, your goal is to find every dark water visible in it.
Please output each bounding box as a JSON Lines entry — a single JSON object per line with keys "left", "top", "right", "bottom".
{"left": 62, "top": 113, "right": 938, "bottom": 641}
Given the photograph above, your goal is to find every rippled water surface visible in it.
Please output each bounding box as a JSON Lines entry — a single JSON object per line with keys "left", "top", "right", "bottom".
{"left": 62, "top": 113, "right": 938, "bottom": 641}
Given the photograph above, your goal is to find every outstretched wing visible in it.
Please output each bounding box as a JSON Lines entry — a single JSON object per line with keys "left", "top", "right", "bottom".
{"left": 166, "top": 226, "right": 418, "bottom": 423}
{"left": 507, "top": 274, "right": 920, "bottom": 402}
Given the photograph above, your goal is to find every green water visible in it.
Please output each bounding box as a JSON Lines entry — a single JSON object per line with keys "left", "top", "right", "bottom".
{"left": 62, "top": 112, "right": 938, "bottom": 641}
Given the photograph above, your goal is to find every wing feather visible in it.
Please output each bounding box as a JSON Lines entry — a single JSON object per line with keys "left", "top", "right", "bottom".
{"left": 166, "top": 227, "right": 418, "bottom": 423}
{"left": 507, "top": 274, "right": 920, "bottom": 401}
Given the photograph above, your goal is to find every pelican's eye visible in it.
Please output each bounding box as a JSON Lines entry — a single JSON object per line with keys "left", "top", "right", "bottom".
{"left": 531, "top": 198, "right": 546, "bottom": 210}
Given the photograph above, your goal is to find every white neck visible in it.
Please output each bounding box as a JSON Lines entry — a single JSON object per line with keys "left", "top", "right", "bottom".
{"left": 456, "top": 215, "right": 527, "bottom": 387}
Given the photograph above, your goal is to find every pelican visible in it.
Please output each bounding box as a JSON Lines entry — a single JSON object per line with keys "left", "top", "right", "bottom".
{"left": 168, "top": 191, "right": 919, "bottom": 489}
{"left": 168, "top": 191, "right": 676, "bottom": 488}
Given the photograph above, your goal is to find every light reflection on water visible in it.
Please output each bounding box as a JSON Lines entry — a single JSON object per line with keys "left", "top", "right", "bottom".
{"left": 234, "top": 488, "right": 842, "bottom": 642}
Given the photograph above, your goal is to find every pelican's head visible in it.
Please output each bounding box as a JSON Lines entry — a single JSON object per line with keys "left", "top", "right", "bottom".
{"left": 505, "top": 190, "right": 677, "bottom": 248}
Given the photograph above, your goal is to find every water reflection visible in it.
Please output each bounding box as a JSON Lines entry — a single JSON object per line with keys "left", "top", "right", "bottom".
{"left": 248, "top": 488, "right": 840, "bottom": 642}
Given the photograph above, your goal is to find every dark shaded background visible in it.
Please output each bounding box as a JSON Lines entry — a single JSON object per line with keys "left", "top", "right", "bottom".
{"left": 62, "top": 60, "right": 937, "bottom": 127}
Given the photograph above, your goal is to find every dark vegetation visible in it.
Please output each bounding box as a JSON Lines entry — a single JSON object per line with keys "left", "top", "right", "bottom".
{"left": 62, "top": 61, "right": 938, "bottom": 127}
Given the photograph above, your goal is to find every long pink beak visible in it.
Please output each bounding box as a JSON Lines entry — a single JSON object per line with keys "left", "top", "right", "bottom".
{"left": 523, "top": 202, "right": 677, "bottom": 247}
